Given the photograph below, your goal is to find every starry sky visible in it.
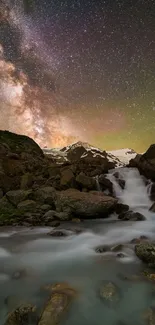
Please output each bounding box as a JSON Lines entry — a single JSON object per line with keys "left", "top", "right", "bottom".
{"left": 0, "top": 0, "right": 155, "bottom": 151}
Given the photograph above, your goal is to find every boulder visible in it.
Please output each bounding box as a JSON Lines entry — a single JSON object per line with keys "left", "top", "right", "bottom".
{"left": 6, "top": 190, "right": 32, "bottom": 206}
{"left": 33, "top": 187, "right": 56, "bottom": 206}
{"left": 98, "top": 174, "right": 113, "bottom": 193}
{"left": 17, "top": 200, "right": 37, "bottom": 211}
{"left": 99, "top": 281, "right": 120, "bottom": 306}
{"left": 115, "top": 203, "right": 129, "bottom": 214}
{"left": 43, "top": 210, "right": 70, "bottom": 222}
{"left": 135, "top": 242, "right": 155, "bottom": 266}
{"left": 4, "top": 303, "right": 37, "bottom": 325}
{"left": 55, "top": 189, "right": 117, "bottom": 219}
{"left": 38, "top": 282, "right": 76, "bottom": 325}
{"left": 118, "top": 211, "right": 145, "bottom": 221}
{"left": 76, "top": 172, "right": 96, "bottom": 190}
{"left": 60, "top": 168, "right": 75, "bottom": 188}
{"left": 20, "top": 173, "right": 33, "bottom": 190}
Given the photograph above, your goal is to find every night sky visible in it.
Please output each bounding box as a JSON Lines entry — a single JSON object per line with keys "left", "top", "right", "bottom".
{"left": 0, "top": 0, "right": 155, "bottom": 151}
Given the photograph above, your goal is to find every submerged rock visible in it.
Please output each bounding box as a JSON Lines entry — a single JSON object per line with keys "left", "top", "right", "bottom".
{"left": 143, "top": 307, "right": 155, "bottom": 325}
{"left": 135, "top": 243, "right": 155, "bottom": 266}
{"left": 38, "top": 282, "right": 76, "bottom": 325}
{"left": 118, "top": 211, "right": 146, "bottom": 221}
{"left": 99, "top": 281, "right": 120, "bottom": 306}
{"left": 4, "top": 303, "right": 37, "bottom": 325}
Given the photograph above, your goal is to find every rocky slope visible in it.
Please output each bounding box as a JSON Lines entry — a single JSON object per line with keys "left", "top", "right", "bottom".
{"left": 0, "top": 131, "right": 125, "bottom": 226}
{"left": 0, "top": 130, "right": 155, "bottom": 226}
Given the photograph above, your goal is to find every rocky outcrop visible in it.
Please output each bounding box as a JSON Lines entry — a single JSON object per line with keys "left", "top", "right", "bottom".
{"left": 135, "top": 242, "right": 155, "bottom": 266}
{"left": 129, "top": 144, "right": 155, "bottom": 181}
{"left": 55, "top": 189, "right": 117, "bottom": 219}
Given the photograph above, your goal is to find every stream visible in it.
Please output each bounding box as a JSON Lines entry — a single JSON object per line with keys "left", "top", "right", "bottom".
{"left": 0, "top": 167, "right": 155, "bottom": 325}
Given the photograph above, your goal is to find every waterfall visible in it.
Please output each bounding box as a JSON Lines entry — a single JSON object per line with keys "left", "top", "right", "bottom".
{"left": 95, "top": 175, "right": 101, "bottom": 191}
{"left": 107, "top": 167, "right": 153, "bottom": 215}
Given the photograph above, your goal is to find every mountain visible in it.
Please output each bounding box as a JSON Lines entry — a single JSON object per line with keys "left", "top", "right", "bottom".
{"left": 43, "top": 141, "right": 125, "bottom": 167}
{"left": 107, "top": 148, "right": 137, "bottom": 164}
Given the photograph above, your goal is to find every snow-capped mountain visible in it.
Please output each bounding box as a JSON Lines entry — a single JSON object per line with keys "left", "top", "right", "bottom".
{"left": 43, "top": 142, "right": 135, "bottom": 167}
{"left": 107, "top": 148, "right": 137, "bottom": 164}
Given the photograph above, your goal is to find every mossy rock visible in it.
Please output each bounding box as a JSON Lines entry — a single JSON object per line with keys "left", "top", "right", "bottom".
{"left": 0, "top": 130, "right": 43, "bottom": 157}
{"left": 135, "top": 243, "right": 155, "bottom": 266}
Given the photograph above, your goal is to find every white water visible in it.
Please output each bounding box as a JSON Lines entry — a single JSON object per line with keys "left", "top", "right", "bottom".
{"left": 107, "top": 167, "right": 152, "bottom": 211}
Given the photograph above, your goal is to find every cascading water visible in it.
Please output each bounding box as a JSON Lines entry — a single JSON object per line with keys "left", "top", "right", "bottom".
{"left": 107, "top": 167, "right": 152, "bottom": 212}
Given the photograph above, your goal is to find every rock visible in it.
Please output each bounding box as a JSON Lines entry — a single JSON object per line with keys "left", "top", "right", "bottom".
{"left": 17, "top": 200, "right": 36, "bottom": 211}
{"left": 4, "top": 303, "right": 37, "bottom": 325}
{"left": 111, "top": 244, "right": 124, "bottom": 252}
{"left": 98, "top": 174, "right": 113, "bottom": 193}
{"left": 135, "top": 243, "right": 155, "bottom": 266}
{"left": 0, "top": 188, "right": 3, "bottom": 199}
{"left": 128, "top": 145, "right": 155, "bottom": 181}
{"left": 0, "top": 130, "right": 43, "bottom": 157}
{"left": 43, "top": 210, "right": 55, "bottom": 221}
{"left": 99, "top": 281, "right": 120, "bottom": 306}
{"left": 95, "top": 245, "right": 110, "bottom": 253}
{"left": 115, "top": 203, "right": 129, "bottom": 214}
{"left": 71, "top": 218, "right": 81, "bottom": 223}
{"left": 40, "top": 204, "right": 51, "bottom": 211}
{"left": 49, "top": 221, "right": 60, "bottom": 227}
{"left": 76, "top": 172, "right": 96, "bottom": 190}
{"left": 150, "top": 202, "right": 155, "bottom": 212}
{"left": 142, "top": 307, "right": 155, "bottom": 325}
{"left": 118, "top": 211, "right": 146, "bottom": 221}
{"left": 55, "top": 189, "right": 117, "bottom": 219}
{"left": 12, "top": 269, "right": 27, "bottom": 280}
{"left": 43, "top": 210, "right": 70, "bottom": 222}
{"left": 47, "top": 230, "right": 68, "bottom": 237}
{"left": 20, "top": 173, "right": 33, "bottom": 190}
{"left": 6, "top": 190, "right": 32, "bottom": 207}
{"left": 60, "top": 168, "right": 75, "bottom": 188}
{"left": 142, "top": 270, "right": 155, "bottom": 282}
{"left": 54, "top": 211, "right": 71, "bottom": 221}
{"left": 33, "top": 187, "right": 56, "bottom": 206}
{"left": 130, "top": 235, "right": 149, "bottom": 244}
{"left": 116, "top": 253, "right": 126, "bottom": 258}
{"left": 38, "top": 282, "right": 76, "bottom": 325}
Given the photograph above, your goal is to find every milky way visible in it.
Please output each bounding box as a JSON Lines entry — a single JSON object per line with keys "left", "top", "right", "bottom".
{"left": 0, "top": 0, "right": 155, "bottom": 151}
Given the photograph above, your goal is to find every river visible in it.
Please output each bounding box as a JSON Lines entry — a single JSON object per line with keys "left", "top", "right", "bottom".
{"left": 0, "top": 167, "right": 155, "bottom": 325}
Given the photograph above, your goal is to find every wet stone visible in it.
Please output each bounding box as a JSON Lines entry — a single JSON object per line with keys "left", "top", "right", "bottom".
{"left": 99, "top": 281, "right": 120, "bottom": 306}
{"left": 95, "top": 245, "right": 110, "bottom": 253}
{"left": 4, "top": 303, "right": 37, "bottom": 325}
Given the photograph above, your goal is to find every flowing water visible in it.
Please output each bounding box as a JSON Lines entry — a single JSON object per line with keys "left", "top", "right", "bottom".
{"left": 0, "top": 167, "right": 155, "bottom": 325}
